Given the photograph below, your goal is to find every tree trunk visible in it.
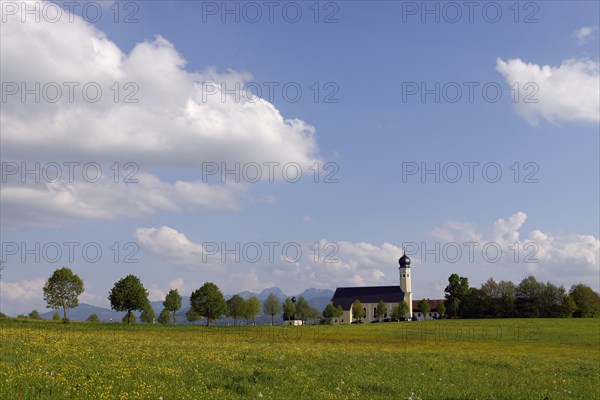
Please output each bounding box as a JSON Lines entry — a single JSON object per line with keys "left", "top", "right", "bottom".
{"left": 172, "top": 311, "right": 176, "bottom": 324}
{"left": 62, "top": 299, "right": 67, "bottom": 322}
{"left": 127, "top": 310, "right": 132, "bottom": 325}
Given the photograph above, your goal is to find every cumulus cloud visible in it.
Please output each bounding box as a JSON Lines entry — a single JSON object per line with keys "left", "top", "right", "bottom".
{"left": 429, "top": 211, "right": 599, "bottom": 266}
{"left": 1, "top": 173, "right": 243, "bottom": 229}
{"left": 573, "top": 26, "right": 598, "bottom": 44}
{"left": 0, "top": 278, "right": 45, "bottom": 304}
{"left": 134, "top": 226, "right": 406, "bottom": 291}
{"left": 496, "top": 58, "right": 599, "bottom": 125}
{"left": 0, "top": 1, "right": 320, "bottom": 227}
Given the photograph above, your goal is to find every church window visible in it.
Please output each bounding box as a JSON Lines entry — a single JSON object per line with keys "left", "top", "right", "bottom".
{"left": 407, "top": 274, "right": 409, "bottom": 277}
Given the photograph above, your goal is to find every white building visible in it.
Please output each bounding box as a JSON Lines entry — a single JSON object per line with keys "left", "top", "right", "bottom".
{"left": 330, "top": 253, "right": 414, "bottom": 323}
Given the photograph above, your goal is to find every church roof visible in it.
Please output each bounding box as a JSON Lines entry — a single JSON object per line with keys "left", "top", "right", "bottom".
{"left": 331, "top": 286, "right": 405, "bottom": 310}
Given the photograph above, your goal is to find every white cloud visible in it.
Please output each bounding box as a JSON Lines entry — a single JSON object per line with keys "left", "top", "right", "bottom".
{"left": 573, "top": 26, "right": 598, "bottom": 44}
{"left": 1, "top": 173, "right": 243, "bottom": 229}
{"left": 0, "top": 1, "right": 321, "bottom": 227}
{"left": 303, "top": 215, "right": 313, "bottom": 223}
{"left": 133, "top": 226, "right": 210, "bottom": 269}
{"left": 134, "top": 225, "right": 406, "bottom": 292}
{"left": 428, "top": 212, "right": 599, "bottom": 277}
{"left": 496, "top": 58, "right": 599, "bottom": 125}
{"left": 0, "top": 278, "right": 45, "bottom": 304}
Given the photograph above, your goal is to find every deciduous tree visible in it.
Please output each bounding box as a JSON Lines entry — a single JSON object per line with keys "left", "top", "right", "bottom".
{"left": 226, "top": 294, "right": 245, "bottom": 326}
{"left": 108, "top": 275, "right": 149, "bottom": 326}
{"left": 158, "top": 308, "right": 171, "bottom": 324}
{"left": 351, "top": 300, "right": 363, "bottom": 322}
{"left": 263, "top": 293, "right": 282, "bottom": 325}
{"left": 43, "top": 267, "right": 84, "bottom": 322}
{"left": 140, "top": 302, "right": 156, "bottom": 323}
{"left": 163, "top": 289, "right": 182, "bottom": 324}
{"left": 418, "top": 299, "right": 430, "bottom": 319}
{"left": 569, "top": 284, "right": 600, "bottom": 317}
{"left": 190, "top": 282, "right": 227, "bottom": 326}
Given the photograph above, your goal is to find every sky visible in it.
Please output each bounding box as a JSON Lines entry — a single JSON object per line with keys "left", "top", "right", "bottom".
{"left": 1, "top": 0, "right": 599, "bottom": 316}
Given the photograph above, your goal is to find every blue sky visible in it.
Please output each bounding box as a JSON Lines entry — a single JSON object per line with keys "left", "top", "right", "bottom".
{"left": 1, "top": 1, "right": 599, "bottom": 315}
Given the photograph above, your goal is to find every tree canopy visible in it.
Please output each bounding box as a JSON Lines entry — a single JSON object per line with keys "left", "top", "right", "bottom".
{"left": 108, "top": 275, "right": 149, "bottom": 325}
{"left": 263, "top": 293, "right": 282, "bottom": 325}
{"left": 190, "top": 282, "right": 227, "bottom": 326}
{"left": 43, "top": 267, "right": 84, "bottom": 322}
{"left": 163, "top": 289, "right": 182, "bottom": 324}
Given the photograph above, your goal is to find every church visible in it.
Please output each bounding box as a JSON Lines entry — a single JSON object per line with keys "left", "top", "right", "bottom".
{"left": 330, "top": 252, "right": 414, "bottom": 323}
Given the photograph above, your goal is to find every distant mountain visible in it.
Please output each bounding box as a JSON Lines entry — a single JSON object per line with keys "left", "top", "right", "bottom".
{"left": 40, "top": 303, "right": 127, "bottom": 322}
{"left": 257, "top": 287, "right": 287, "bottom": 301}
{"left": 297, "top": 288, "right": 334, "bottom": 300}
{"left": 35, "top": 287, "right": 335, "bottom": 324}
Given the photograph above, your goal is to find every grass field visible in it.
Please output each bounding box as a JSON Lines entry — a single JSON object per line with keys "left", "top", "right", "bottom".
{"left": 1, "top": 318, "right": 599, "bottom": 399}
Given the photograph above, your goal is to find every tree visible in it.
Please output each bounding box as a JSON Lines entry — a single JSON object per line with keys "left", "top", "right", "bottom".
{"left": 28, "top": 309, "right": 41, "bottom": 319}
{"left": 437, "top": 302, "right": 446, "bottom": 318}
{"left": 227, "top": 294, "right": 245, "bottom": 326}
{"left": 444, "top": 274, "right": 469, "bottom": 317}
{"left": 52, "top": 311, "right": 61, "bottom": 321}
{"left": 515, "top": 276, "right": 542, "bottom": 317}
{"left": 296, "top": 296, "right": 310, "bottom": 321}
{"left": 539, "top": 282, "right": 573, "bottom": 318}
{"left": 351, "top": 300, "right": 364, "bottom": 322}
{"left": 263, "top": 293, "right": 282, "bottom": 325}
{"left": 418, "top": 299, "right": 430, "bottom": 319}
{"left": 163, "top": 289, "right": 182, "bottom": 324}
{"left": 497, "top": 280, "right": 516, "bottom": 317}
{"left": 243, "top": 296, "right": 261, "bottom": 325}
{"left": 375, "top": 300, "right": 387, "bottom": 320}
{"left": 335, "top": 305, "right": 344, "bottom": 319}
{"left": 140, "top": 302, "right": 156, "bottom": 324}
{"left": 392, "top": 300, "right": 410, "bottom": 320}
{"left": 122, "top": 313, "right": 136, "bottom": 324}
{"left": 43, "top": 267, "right": 84, "bottom": 322}
{"left": 158, "top": 308, "right": 171, "bottom": 324}
{"left": 398, "top": 301, "right": 410, "bottom": 319}
{"left": 186, "top": 308, "right": 201, "bottom": 324}
{"left": 307, "top": 307, "right": 320, "bottom": 323}
{"left": 108, "top": 275, "right": 149, "bottom": 326}
{"left": 570, "top": 284, "right": 600, "bottom": 318}
{"left": 190, "top": 282, "right": 227, "bottom": 326}
{"left": 282, "top": 298, "right": 296, "bottom": 321}
{"left": 322, "top": 303, "right": 336, "bottom": 322}
{"left": 87, "top": 313, "right": 100, "bottom": 322}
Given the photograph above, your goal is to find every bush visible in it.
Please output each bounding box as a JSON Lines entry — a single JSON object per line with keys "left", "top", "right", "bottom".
{"left": 52, "top": 312, "right": 61, "bottom": 321}
{"left": 29, "top": 309, "right": 41, "bottom": 319}
{"left": 87, "top": 313, "right": 100, "bottom": 322}
{"left": 122, "top": 313, "right": 136, "bottom": 324}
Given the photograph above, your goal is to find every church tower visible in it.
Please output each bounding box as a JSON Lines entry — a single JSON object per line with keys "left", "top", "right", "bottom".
{"left": 399, "top": 250, "right": 413, "bottom": 317}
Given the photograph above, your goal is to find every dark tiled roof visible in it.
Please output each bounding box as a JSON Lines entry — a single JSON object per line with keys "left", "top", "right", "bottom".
{"left": 331, "top": 286, "right": 405, "bottom": 310}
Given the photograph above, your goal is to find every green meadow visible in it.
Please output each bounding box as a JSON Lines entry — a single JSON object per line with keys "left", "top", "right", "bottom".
{"left": 1, "top": 318, "right": 598, "bottom": 399}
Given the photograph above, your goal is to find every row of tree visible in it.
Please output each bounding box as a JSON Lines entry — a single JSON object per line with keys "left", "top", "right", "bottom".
{"left": 444, "top": 274, "right": 600, "bottom": 318}
{"left": 32, "top": 268, "right": 600, "bottom": 324}
{"left": 39, "top": 268, "right": 327, "bottom": 325}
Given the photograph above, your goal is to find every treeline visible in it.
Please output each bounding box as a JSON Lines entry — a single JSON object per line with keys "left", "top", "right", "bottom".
{"left": 20, "top": 267, "right": 324, "bottom": 325}
{"left": 444, "top": 274, "right": 600, "bottom": 319}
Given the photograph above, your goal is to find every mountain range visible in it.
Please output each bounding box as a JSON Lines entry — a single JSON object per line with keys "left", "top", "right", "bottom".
{"left": 38, "top": 287, "right": 334, "bottom": 324}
